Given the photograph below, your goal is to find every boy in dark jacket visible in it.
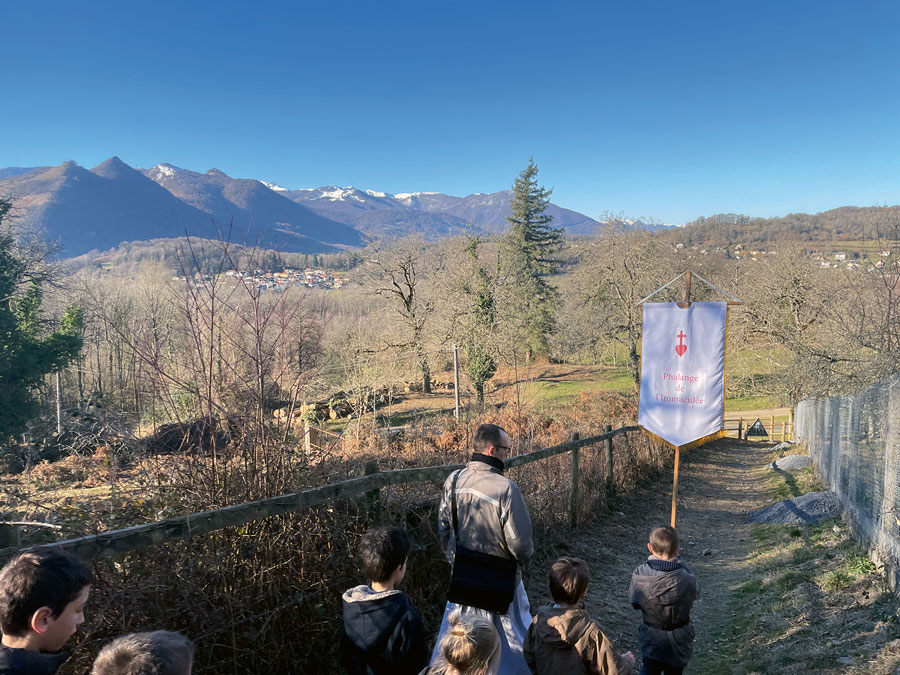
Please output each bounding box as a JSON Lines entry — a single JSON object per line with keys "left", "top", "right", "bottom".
{"left": 0, "top": 550, "right": 93, "bottom": 675}
{"left": 629, "top": 525, "right": 699, "bottom": 675}
{"left": 342, "top": 526, "right": 427, "bottom": 675}
{"left": 524, "top": 557, "right": 633, "bottom": 675}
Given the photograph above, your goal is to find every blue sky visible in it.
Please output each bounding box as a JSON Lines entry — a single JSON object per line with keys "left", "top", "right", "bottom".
{"left": 2, "top": 0, "right": 898, "bottom": 224}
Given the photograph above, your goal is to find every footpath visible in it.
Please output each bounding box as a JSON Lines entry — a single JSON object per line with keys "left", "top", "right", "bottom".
{"left": 521, "top": 437, "right": 900, "bottom": 674}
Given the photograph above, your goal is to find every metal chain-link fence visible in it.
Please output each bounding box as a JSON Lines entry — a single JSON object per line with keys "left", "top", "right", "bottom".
{"left": 795, "top": 374, "right": 900, "bottom": 588}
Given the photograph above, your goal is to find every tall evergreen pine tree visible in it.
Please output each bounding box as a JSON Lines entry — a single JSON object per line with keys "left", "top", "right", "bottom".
{"left": 499, "top": 160, "right": 564, "bottom": 360}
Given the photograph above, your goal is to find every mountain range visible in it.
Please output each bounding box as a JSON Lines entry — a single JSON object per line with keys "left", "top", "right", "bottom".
{"left": 0, "top": 158, "right": 604, "bottom": 257}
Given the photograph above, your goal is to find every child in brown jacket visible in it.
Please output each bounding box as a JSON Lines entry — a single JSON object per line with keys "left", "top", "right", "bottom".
{"left": 524, "top": 557, "right": 634, "bottom": 675}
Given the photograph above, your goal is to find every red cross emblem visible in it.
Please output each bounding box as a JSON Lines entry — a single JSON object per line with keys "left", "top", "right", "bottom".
{"left": 675, "top": 330, "right": 687, "bottom": 357}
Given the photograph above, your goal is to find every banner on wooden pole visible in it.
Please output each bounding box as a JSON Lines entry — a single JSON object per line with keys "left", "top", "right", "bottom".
{"left": 638, "top": 301, "right": 727, "bottom": 449}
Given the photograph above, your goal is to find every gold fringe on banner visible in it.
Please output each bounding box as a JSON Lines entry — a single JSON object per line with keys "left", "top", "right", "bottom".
{"left": 638, "top": 426, "right": 726, "bottom": 452}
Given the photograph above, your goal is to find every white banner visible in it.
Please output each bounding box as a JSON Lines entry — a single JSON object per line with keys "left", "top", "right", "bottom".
{"left": 638, "top": 301, "right": 727, "bottom": 448}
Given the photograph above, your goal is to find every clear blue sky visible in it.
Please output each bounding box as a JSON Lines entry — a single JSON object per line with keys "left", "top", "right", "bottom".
{"left": 3, "top": 0, "right": 898, "bottom": 224}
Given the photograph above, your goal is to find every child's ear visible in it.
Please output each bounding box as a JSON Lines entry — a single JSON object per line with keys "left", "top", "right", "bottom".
{"left": 647, "top": 542, "right": 653, "bottom": 555}
{"left": 30, "top": 606, "right": 54, "bottom": 635}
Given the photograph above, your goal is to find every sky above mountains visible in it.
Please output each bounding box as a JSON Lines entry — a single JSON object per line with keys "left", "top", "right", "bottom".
{"left": 3, "top": 0, "right": 899, "bottom": 225}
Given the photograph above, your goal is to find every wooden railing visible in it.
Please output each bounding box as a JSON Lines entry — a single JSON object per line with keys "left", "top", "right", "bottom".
{"left": 3, "top": 425, "right": 640, "bottom": 562}
{"left": 722, "top": 414, "right": 794, "bottom": 441}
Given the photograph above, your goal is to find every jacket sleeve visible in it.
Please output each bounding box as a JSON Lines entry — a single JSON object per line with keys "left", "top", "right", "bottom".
{"left": 437, "top": 472, "right": 455, "bottom": 562}
{"left": 628, "top": 571, "right": 640, "bottom": 609}
{"left": 586, "top": 627, "right": 633, "bottom": 675}
{"left": 523, "top": 617, "right": 538, "bottom": 674}
{"left": 502, "top": 481, "right": 534, "bottom": 562}
{"left": 398, "top": 605, "right": 428, "bottom": 675}
{"left": 682, "top": 562, "right": 701, "bottom": 600}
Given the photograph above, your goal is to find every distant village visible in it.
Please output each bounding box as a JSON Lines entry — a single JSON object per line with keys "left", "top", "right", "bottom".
{"left": 672, "top": 242, "right": 896, "bottom": 271}
{"left": 182, "top": 267, "right": 350, "bottom": 292}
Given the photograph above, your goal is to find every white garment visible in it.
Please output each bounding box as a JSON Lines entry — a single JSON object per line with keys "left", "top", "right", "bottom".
{"left": 429, "top": 581, "right": 532, "bottom": 675}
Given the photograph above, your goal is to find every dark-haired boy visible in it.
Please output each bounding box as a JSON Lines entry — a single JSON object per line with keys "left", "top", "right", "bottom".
{"left": 629, "top": 525, "right": 699, "bottom": 675}
{"left": 341, "top": 526, "right": 427, "bottom": 675}
{"left": 0, "top": 550, "right": 93, "bottom": 675}
{"left": 524, "top": 557, "right": 634, "bottom": 675}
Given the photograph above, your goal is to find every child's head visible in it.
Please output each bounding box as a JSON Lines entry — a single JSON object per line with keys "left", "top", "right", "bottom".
{"left": 548, "top": 556, "right": 590, "bottom": 606}
{"left": 648, "top": 524, "right": 679, "bottom": 560}
{"left": 91, "top": 631, "right": 194, "bottom": 675}
{"left": 358, "top": 526, "right": 411, "bottom": 586}
{"left": 435, "top": 610, "right": 500, "bottom": 675}
{"left": 0, "top": 550, "right": 93, "bottom": 652}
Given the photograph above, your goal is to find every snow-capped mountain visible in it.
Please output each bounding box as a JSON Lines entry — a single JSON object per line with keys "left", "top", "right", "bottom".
{"left": 0, "top": 159, "right": 365, "bottom": 257}
{"left": 0, "top": 158, "right": 611, "bottom": 257}
{"left": 281, "top": 185, "right": 601, "bottom": 237}
{"left": 140, "top": 164, "right": 364, "bottom": 249}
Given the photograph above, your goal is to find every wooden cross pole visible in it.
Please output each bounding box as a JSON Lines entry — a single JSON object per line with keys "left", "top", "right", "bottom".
{"left": 671, "top": 272, "right": 692, "bottom": 528}
{"left": 671, "top": 446, "right": 681, "bottom": 528}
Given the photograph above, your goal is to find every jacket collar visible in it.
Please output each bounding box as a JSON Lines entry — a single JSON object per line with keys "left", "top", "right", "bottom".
{"left": 0, "top": 645, "right": 70, "bottom": 675}
{"left": 647, "top": 555, "right": 683, "bottom": 572}
{"left": 470, "top": 452, "right": 505, "bottom": 473}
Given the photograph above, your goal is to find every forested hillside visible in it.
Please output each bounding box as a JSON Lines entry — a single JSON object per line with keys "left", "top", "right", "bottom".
{"left": 673, "top": 206, "right": 900, "bottom": 247}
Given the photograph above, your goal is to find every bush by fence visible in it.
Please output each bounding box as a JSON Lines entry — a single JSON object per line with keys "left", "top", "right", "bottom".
{"left": 795, "top": 374, "right": 900, "bottom": 590}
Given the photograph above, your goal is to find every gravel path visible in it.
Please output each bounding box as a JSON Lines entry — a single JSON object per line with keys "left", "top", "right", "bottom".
{"left": 523, "top": 437, "right": 774, "bottom": 671}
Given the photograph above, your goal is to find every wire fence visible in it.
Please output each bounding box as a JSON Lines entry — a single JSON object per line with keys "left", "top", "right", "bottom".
{"left": 795, "top": 374, "right": 900, "bottom": 589}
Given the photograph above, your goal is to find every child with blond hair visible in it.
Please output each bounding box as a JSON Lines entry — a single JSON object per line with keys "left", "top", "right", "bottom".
{"left": 428, "top": 610, "right": 501, "bottom": 675}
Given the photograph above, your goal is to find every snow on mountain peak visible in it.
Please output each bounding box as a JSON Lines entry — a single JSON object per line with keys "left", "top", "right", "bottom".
{"left": 365, "top": 189, "right": 387, "bottom": 198}
{"left": 316, "top": 186, "right": 368, "bottom": 202}
{"left": 261, "top": 180, "right": 288, "bottom": 192}
{"left": 151, "top": 163, "right": 180, "bottom": 179}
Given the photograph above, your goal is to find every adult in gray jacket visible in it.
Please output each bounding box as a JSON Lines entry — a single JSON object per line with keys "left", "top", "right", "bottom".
{"left": 430, "top": 423, "right": 534, "bottom": 675}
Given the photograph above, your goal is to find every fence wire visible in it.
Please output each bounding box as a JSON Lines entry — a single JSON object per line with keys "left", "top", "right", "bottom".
{"left": 795, "top": 374, "right": 900, "bottom": 583}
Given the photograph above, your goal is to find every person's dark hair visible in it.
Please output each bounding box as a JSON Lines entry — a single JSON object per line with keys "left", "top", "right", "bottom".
{"left": 649, "top": 524, "right": 679, "bottom": 558}
{"left": 91, "top": 631, "right": 195, "bottom": 675}
{"left": 472, "top": 424, "right": 506, "bottom": 454}
{"left": 358, "top": 526, "right": 411, "bottom": 583}
{"left": 0, "top": 550, "right": 93, "bottom": 636}
{"left": 548, "top": 557, "right": 590, "bottom": 605}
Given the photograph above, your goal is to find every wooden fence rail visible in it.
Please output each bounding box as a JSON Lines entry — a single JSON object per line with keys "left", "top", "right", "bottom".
{"left": 2, "top": 425, "right": 640, "bottom": 562}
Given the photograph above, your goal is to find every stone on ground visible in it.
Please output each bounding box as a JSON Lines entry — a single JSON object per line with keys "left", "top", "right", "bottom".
{"left": 773, "top": 454, "right": 812, "bottom": 471}
{"left": 746, "top": 490, "right": 842, "bottom": 525}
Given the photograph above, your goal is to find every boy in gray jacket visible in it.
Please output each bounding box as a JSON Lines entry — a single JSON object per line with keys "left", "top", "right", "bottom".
{"left": 629, "top": 525, "right": 699, "bottom": 675}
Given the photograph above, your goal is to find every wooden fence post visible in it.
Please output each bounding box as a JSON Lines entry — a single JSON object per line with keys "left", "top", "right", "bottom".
{"left": 605, "top": 424, "right": 614, "bottom": 497}
{"left": 770, "top": 415, "right": 775, "bottom": 440}
{"left": 364, "top": 460, "right": 381, "bottom": 523}
{"left": 781, "top": 421, "right": 786, "bottom": 442}
{"left": 738, "top": 418, "right": 744, "bottom": 440}
{"left": 0, "top": 525, "right": 18, "bottom": 550}
{"left": 568, "top": 432, "right": 580, "bottom": 528}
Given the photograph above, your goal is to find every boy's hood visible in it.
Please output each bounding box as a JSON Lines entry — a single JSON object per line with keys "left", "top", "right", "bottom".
{"left": 342, "top": 584, "right": 402, "bottom": 604}
{"left": 342, "top": 585, "right": 408, "bottom": 651}
{"left": 533, "top": 605, "right": 595, "bottom": 648}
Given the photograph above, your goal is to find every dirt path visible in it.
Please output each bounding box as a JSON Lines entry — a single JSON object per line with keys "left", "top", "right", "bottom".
{"left": 523, "top": 437, "right": 774, "bottom": 671}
